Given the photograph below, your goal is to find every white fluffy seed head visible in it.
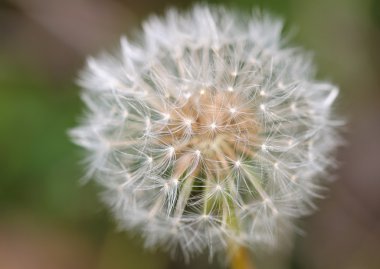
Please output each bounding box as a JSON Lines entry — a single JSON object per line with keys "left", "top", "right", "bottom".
{"left": 70, "top": 4, "right": 342, "bottom": 261}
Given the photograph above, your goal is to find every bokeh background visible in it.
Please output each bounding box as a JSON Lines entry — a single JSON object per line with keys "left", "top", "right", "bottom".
{"left": 1, "top": 0, "right": 380, "bottom": 268}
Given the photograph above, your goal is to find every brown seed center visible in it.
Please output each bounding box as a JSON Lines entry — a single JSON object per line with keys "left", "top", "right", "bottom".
{"left": 153, "top": 89, "right": 259, "bottom": 180}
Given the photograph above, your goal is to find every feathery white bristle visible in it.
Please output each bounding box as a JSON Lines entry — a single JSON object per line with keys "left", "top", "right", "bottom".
{"left": 70, "top": 4, "right": 342, "bottom": 260}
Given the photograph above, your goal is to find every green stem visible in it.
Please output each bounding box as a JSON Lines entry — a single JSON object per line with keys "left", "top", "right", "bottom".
{"left": 225, "top": 182, "right": 256, "bottom": 269}
{"left": 230, "top": 245, "right": 256, "bottom": 269}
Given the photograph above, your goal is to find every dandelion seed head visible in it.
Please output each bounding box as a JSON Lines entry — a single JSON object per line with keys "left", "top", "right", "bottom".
{"left": 70, "top": 4, "right": 342, "bottom": 260}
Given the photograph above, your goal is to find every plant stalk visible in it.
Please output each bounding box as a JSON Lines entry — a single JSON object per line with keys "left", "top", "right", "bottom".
{"left": 230, "top": 245, "right": 256, "bottom": 269}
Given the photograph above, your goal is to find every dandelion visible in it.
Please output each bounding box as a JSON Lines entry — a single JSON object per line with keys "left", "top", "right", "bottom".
{"left": 70, "top": 4, "right": 341, "bottom": 265}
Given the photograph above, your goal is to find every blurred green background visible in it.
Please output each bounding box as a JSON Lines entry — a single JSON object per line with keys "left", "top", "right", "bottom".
{"left": 1, "top": 0, "right": 380, "bottom": 268}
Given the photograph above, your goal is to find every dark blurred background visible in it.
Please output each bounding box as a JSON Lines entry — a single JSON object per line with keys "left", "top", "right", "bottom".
{"left": 1, "top": 0, "right": 380, "bottom": 268}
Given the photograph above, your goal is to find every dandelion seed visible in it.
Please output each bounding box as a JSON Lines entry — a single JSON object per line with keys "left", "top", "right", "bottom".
{"left": 162, "top": 113, "right": 171, "bottom": 120}
{"left": 171, "top": 178, "right": 179, "bottom": 185}
{"left": 261, "top": 143, "right": 267, "bottom": 151}
{"left": 215, "top": 184, "right": 222, "bottom": 191}
{"left": 277, "top": 81, "right": 285, "bottom": 89}
{"left": 184, "top": 118, "right": 192, "bottom": 127}
{"left": 70, "top": 4, "right": 342, "bottom": 262}
{"left": 168, "top": 146, "right": 175, "bottom": 156}
{"left": 229, "top": 107, "right": 237, "bottom": 114}
{"left": 186, "top": 93, "right": 192, "bottom": 99}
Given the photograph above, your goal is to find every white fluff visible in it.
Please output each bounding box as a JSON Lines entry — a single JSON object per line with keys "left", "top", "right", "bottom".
{"left": 70, "top": 4, "right": 342, "bottom": 261}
